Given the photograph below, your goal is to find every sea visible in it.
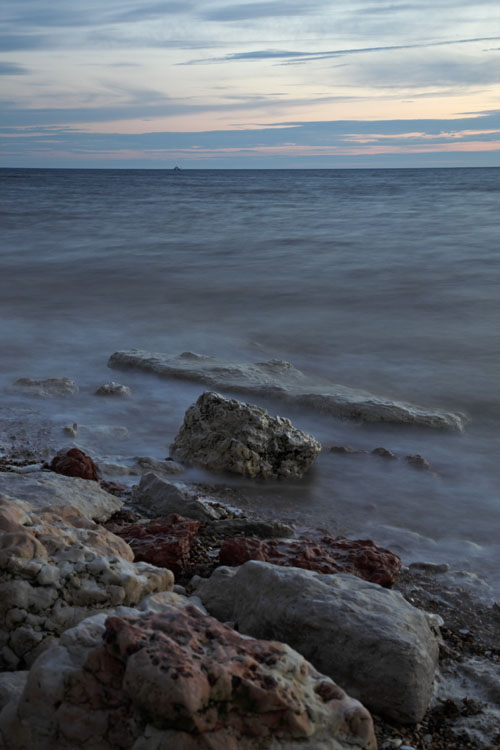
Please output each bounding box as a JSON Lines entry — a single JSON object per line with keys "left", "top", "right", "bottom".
{"left": 1, "top": 167, "right": 499, "bottom": 598}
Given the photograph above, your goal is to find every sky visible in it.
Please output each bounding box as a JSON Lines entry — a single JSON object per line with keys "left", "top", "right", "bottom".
{"left": 1, "top": 0, "right": 500, "bottom": 168}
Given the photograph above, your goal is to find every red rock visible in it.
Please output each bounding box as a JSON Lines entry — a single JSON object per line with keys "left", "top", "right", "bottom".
{"left": 49, "top": 448, "right": 99, "bottom": 481}
{"left": 219, "top": 535, "right": 401, "bottom": 588}
{"left": 113, "top": 514, "right": 200, "bottom": 575}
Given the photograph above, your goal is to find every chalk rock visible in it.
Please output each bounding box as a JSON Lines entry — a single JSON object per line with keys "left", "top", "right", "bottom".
{"left": 132, "top": 472, "right": 224, "bottom": 522}
{"left": 8, "top": 377, "right": 79, "bottom": 398}
{"left": 95, "top": 381, "right": 132, "bottom": 397}
{"left": 192, "top": 561, "right": 440, "bottom": 723}
{"left": 112, "top": 514, "right": 201, "bottom": 576}
{"left": 109, "top": 350, "right": 465, "bottom": 430}
{"left": 219, "top": 536, "right": 402, "bottom": 588}
{"left": 49, "top": 447, "right": 99, "bottom": 481}
{"left": 0, "top": 496, "right": 173, "bottom": 670}
{"left": 171, "top": 391, "right": 321, "bottom": 479}
{"left": 0, "top": 470, "right": 122, "bottom": 522}
{"left": 0, "top": 600, "right": 376, "bottom": 750}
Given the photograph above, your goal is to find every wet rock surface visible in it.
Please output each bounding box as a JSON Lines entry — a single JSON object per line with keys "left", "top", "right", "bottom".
{"left": 171, "top": 391, "right": 322, "bottom": 479}
{"left": 49, "top": 447, "right": 99, "bottom": 480}
{"left": 109, "top": 350, "right": 465, "bottom": 429}
{"left": 95, "top": 381, "right": 132, "bottom": 397}
{"left": 219, "top": 535, "right": 402, "bottom": 587}
{"left": 0, "top": 599, "right": 377, "bottom": 750}
{"left": 132, "top": 471, "right": 226, "bottom": 521}
{"left": 192, "top": 561, "right": 440, "bottom": 724}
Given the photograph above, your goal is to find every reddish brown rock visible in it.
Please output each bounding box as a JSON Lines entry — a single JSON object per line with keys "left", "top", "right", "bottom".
{"left": 1, "top": 602, "right": 376, "bottom": 749}
{"left": 49, "top": 448, "right": 99, "bottom": 481}
{"left": 219, "top": 535, "right": 401, "bottom": 588}
{"left": 113, "top": 514, "right": 201, "bottom": 575}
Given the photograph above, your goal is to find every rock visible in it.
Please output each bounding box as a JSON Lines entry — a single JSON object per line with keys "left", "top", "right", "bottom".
{"left": 192, "top": 561, "right": 440, "bottom": 724}
{"left": 49, "top": 447, "right": 99, "bottom": 481}
{"left": 218, "top": 536, "right": 402, "bottom": 587}
{"left": 0, "top": 672, "right": 28, "bottom": 711}
{"left": 203, "top": 518, "right": 295, "bottom": 540}
{"left": 108, "top": 350, "right": 466, "bottom": 430}
{"left": 0, "top": 471, "right": 122, "bottom": 522}
{"left": 8, "top": 377, "right": 79, "bottom": 398}
{"left": 171, "top": 391, "right": 322, "bottom": 479}
{"left": 371, "top": 447, "right": 397, "bottom": 459}
{"left": 63, "top": 423, "right": 78, "bottom": 438}
{"left": 0, "top": 599, "right": 377, "bottom": 750}
{"left": 95, "top": 381, "right": 132, "bottom": 397}
{"left": 0, "top": 496, "right": 173, "bottom": 671}
{"left": 132, "top": 455, "right": 185, "bottom": 475}
{"left": 405, "top": 454, "right": 431, "bottom": 471}
{"left": 112, "top": 514, "right": 201, "bottom": 576}
{"left": 132, "top": 472, "right": 224, "bottom": 522}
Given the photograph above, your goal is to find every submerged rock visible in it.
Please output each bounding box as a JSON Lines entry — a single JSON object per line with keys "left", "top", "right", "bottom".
{"left": 109, "top": 350, "right": 466, "bottom": 429}
{"left": 8, "top": 377, "right": 79, "bottom": 398}
{"left": 0, "top": 497, "right": 172, "bottom": 670}
{"left": 95, "top": 381, "right": 132, "bottom": 397}
{"left": 0, "top": 598, "right": 377, "bottom": 750}
{"left": 49, "top": 447, "right": 99, "bottom": 481}
{"left": 192, "top": 561, "right": 440, "bottom": 724}
{"left": 171, "top": 391, "right": 322, "bottom": 479}
{"left": 219, "top": 535, "right": 402, "bottom": 588}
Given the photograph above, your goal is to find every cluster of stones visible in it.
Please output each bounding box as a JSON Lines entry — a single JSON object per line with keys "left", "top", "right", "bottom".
{"left": 0, "top": 387, "right": 448, "bottom": 748}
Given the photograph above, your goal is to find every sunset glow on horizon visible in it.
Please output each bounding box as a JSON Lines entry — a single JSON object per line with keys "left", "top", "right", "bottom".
{"left": 1, "top": 1, "right": 500, "bottom": 168}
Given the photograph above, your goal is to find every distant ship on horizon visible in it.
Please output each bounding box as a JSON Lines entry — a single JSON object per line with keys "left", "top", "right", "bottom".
{"left": 173, "top": 165, "right": 181, "bottom": 172}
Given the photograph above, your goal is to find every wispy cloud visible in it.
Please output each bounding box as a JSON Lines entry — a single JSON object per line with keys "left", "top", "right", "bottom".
{"left": 0, "top": 61, "right": 30, "bottom": 75}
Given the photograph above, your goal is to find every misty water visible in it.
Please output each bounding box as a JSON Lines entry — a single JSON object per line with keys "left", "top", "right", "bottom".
{"left": 1, "top": 167, "right": 499, "bottom": 597}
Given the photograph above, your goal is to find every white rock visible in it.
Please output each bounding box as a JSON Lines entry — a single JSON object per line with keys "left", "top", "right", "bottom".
{"left": 171, "top": 391, "right": 322, "bottom": 479}
{"left": 132, "top": 472, "right": 224, "bottom": 521}
{"left": 0, "top": 471, "right": 122, "bottom": 522}
{"left": 0, "top": 497, "right": 173, "bottom": 670}
{"left": 95, "top": 381, "right": 132, "bottom": 397}
{"left": 109, "top": 350, "right": 465, "bottom": 430}
{"left": 8, "top": 377, "right": 79, "bottom": 398}
{"left": 191, "top": 561, "right": 440, "bottom": 723}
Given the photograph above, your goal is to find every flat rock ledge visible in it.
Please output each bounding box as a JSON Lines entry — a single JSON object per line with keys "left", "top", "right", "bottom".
{"left": 191, "top": 561, "right": 441, "bottom": 724}
{"left": 0, "top": 496, "right": 173, "bottom": 670}
{"left": 171, "top": 391, "right": 322, "bottom": 479}
{"left": 0, "top": 594, "right": 377, "bottom": 750}
{"left": 109, "top": 350, "right": 465, "bottom": 430}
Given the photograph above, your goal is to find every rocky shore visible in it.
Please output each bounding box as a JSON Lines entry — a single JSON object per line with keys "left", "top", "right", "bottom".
{"left": 0, "top": 380, "right": 498, "bottom": 749}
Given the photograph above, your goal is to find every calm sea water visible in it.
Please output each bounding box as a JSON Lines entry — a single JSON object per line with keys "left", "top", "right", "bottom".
{"left": 1, "top": 167, "right": 499, "bottom": 596}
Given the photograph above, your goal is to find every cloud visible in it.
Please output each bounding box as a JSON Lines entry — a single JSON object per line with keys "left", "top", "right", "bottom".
{"left": 182, "top": 35, "right": 500, "bottom": 65}
{"left": 0, "top": 61, "right": 30, "bottom": 75}
{"left": 0, "top": 33, "right": 49, "bottom": 51}
{"left": 200, "top": 1, "right": 326, "bottom": 22}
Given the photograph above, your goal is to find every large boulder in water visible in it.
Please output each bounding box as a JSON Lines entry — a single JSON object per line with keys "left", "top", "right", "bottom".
{"left": 170, "top": 391, "right": 322, "bottom": 479}
{"left": 0, "top": 597, "right": 377, "bottom": 750}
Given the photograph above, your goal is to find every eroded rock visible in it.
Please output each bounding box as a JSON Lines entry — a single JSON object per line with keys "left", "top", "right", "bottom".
{"left": 171, "top": 391, "right": 322, "bottom": 479}
{"left": 112, "top": 514, "right": 201, "bottom": 576}
{"left": 219, "top": 535, "right": 402, "bottom": 587}
{"left": 109, "top": 350, "right": 465, "bottom": 430}
{"left": 0, "top": 496, "right": 173, "bottom": 670}
{"left": 192, "top": 561, "right": 440, "bottom": 724}
{"left": 8, "top": 377, "right": 79, "bottom": 398}
{"left": 0, "top": 599, "right": 377, "bottom": 750}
